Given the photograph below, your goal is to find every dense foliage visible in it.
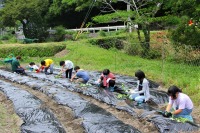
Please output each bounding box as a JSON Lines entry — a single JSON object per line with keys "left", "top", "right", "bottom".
{"left": 0, "top": 0, "right": 200, "bottom": 47}
{"left": 0, "top": 43, "right": 66, "bottom": 57}
{"left": 89, "top": 36, "right": 126, "bottom": 50}
{"left": 164, "top": 0, "right": 200, "bottom": 47}
{"left": 170, "top": 18, "right": 200, "bottom": 47}
{"left": 0, "top": 0, "right": 49, "bottom": 41}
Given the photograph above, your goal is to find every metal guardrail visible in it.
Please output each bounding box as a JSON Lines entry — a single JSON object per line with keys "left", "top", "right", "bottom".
{"left": 68, "top": 25, "right": 126, "bottom": 32}
{"left": 48, "top": 25, "right": 127, "bottom": 34}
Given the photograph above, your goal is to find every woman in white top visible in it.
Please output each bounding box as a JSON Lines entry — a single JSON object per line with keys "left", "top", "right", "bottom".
{"left": 60, "top": 60, "right": 74, "bottom": 79}
{"left": 129, "top": 70, "right": 150, "bottom": 104}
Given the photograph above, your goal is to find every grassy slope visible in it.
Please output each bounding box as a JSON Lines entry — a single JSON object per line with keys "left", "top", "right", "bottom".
{"left": 52, "top": 40, "right": 199, "bottom": 105}
{"left": 0, "top": 36, "right": 199, "bottom": 106}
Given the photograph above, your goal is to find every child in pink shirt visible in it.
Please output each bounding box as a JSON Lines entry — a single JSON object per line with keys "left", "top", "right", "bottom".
{"left": 97, "top": 69, "right": 115, "bottom": 88}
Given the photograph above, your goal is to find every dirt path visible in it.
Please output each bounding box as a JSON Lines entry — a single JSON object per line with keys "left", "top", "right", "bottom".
{"left": 54, "top": 49, "right": 68, "bottom": 58}
{"left": 0, "top": 92, "right": 22, "bottom": 133}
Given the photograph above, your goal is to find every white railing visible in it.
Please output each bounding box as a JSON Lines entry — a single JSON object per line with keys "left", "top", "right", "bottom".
{"left": 48, "top": 25, "right": 127, "bottom": 34}
{"left": 67, "top": 25, "right": 126, "bottom": 32}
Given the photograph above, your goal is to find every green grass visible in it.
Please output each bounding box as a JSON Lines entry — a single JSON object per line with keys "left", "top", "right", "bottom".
{"left": 0, "top": 104, "right": 7, "bottom": 127}
{"left": 0, "top": 103, "right": 20, "bottom": 132}
{"left": 0, "top": 39, "right": 199, "bottom": 105}
{"left": 52, "top": 40, "right": 199, "bottom": 105}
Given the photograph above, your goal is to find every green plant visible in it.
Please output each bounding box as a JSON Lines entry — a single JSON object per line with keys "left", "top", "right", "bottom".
{"left": 0, "top": 102, "right": 20, "bottom": 132}
{"left": 0, "top": 43, "right": 66, "bottom": 57}
{"left": 54, "top": 26, "right": 66, "bottom": 42}
{"left": 170, "top": 18, "right": 200, "bottom": 47}
{"left": 0, "top": 34, "right": 12, "bottom": 40}
{"left": 98, "top": 30, "right": 106, "bottom": 37}
{"left": 8, "top": 36, "right": 18, "bottom": 43}
{"left": 89, "top": 36, "right": 126, "bottom": 50}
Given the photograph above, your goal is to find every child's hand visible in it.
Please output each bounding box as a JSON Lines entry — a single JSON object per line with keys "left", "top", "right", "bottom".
{"left": 94, "top": 81, "right": 99, "bottom": 84}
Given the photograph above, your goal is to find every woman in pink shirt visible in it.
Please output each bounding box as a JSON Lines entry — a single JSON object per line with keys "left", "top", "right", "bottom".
{"left": 164, "top": 85, "right": 194, "bottom": 121}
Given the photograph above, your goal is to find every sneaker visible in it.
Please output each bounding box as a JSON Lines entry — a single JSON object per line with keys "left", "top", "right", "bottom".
{"left": 20, "top": 72, "right": 27, "bottom": 76}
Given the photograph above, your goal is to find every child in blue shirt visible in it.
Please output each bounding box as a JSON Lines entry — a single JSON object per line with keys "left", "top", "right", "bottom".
{"left": 70, "top": 66, "right": 90, "bottom": 84}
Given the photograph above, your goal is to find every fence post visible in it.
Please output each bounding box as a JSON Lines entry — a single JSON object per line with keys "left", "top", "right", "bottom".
{"left": 115, "top": 52, "right": 117, "bottom": 71}
{"left": 161, "top": 34, "right": 168, "bottom": 84}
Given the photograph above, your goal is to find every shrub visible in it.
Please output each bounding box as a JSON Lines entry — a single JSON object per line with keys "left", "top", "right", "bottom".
{"left": 54, "top": 26, "right": 66, "bottom": 42}
{"left": 98, "top": 30, "right": 106, "bottom": 37}
{"left": 65, "top": 30, "right": 76, "bottom": 40}
{"left": 0, "top": 34, "right": 12, "bottom": 40}
{"left": 170, "top": 18, "right": 200, "bottom": 47}
{"left": 114, "top": 29, "right": 126, "bottom": 35}
{"left": 144, "top": 49, "right": 162, "bottom": 59}
{"left": 89, "top": 36, "right": 126, "bottom": 50}
{"left": 0, "top": 43, "right": 66, "bottom": 58}
{"left": 24, "top": 19, "right": 49, "bottom": 42}
{"left": 123, "top": 41, "right": 143, "bottom": 56}
{"left": 75, "top": 32, "right": 90, "bottom": 40}
{"left": 8, "top": 36, "right": 18, "bottom": 43}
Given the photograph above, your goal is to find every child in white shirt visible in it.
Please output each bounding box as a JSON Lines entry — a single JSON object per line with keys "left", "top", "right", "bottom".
{"left": 29, "top": 62, "right": 39, "bottom": 72}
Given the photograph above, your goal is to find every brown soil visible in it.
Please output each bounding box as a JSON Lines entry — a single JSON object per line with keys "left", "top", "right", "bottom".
{"left": 0, "top": 92, "right": 22, "bottom": 133}
{"left": 54, "top": 49, "right": 68, "bottom": 58}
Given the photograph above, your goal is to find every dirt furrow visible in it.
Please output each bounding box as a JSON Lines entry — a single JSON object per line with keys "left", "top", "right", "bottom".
{"left": 2, "top": 76, "right": 157, "bottom": 133}
{"left": 0, "top": 78, "right": 85, "bottom": 133}
{"left": 71, "top": 91, "right": 158, "bottom": 133}
{"left": 0, "top": 92, "right": 22, "bottom": 133}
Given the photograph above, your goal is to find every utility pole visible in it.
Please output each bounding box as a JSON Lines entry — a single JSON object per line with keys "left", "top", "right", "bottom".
{"left": 127, "top": 0, "right": 132, "bottom": 32}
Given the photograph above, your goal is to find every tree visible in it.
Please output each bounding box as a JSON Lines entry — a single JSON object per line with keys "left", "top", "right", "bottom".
{"left": 91, "top": 0, "right": 164, "bottom": 53}
{"left": 0, "top": 0, "right": 49, "bottom": 41}
{"left": 163, "top": 0, "right": 200, "bottom": 47}
{"left": 51, "top": 0, "right": 165, "bottom": 55}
